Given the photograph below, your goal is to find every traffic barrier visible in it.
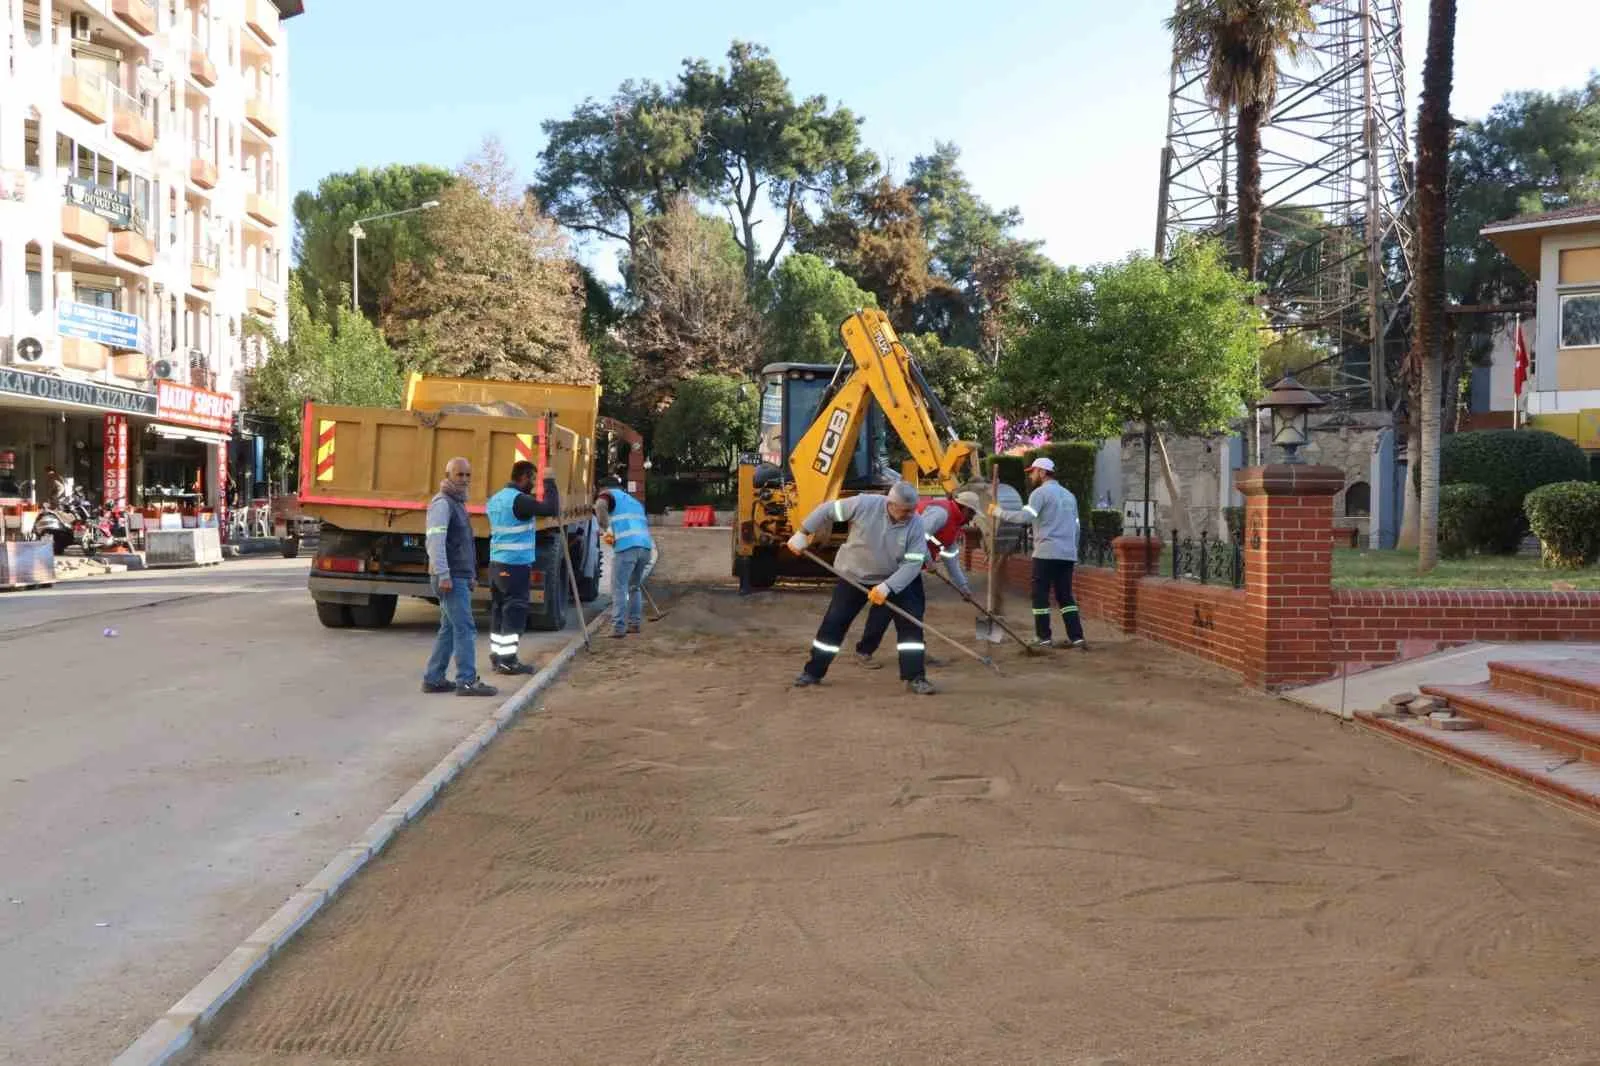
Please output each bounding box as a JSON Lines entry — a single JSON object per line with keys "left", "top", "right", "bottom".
{"left": 681, "top": 505, "right": 715, "bottom": 528}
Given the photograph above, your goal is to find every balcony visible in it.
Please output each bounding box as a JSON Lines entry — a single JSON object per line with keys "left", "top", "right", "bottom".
{"left": 246, "top": 287, "right": 276, "bottom": 318}
{"left": 112, "top": 352, "right": 148, "bottom": 380}
{"left": 61, "top": 65, "right": 109, "bottom": 124}
{"left": 245, "top": 192, "right": 280, "bottom": 228}
{"left": 190, "top": 262, "right": 218, "bottom": 292}
{"left": 244, "top": 0, "right": 280, "bottom": 46}
{"left": 61, "top": 204, "right": 110, "bottom": 248}
{"left": 189, "top": 38, "right": 218, "bottom": 87}
{"left": 245, "top": 96, "right": 279, "bottom": 138}
{"left": 112, "top": 0, "right": 157, "bottom": 36}
{"left": 111, "top": 90, "right": 156, "bottom": 151}
{"left": 113, "top": 228, "right": 155, "bottom": 266}
{"left": 61, "top": 337, "right": 109, "bottom": 371}
{"left": 189, "top": 156, "right": 218, "bottom": 189}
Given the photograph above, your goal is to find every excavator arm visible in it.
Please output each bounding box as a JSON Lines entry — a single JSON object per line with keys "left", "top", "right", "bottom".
{"left": 789, "top": 308, "right": 979, "bottom": 520}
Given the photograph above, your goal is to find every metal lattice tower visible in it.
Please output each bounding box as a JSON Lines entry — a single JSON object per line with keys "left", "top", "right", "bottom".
{"left": 1155, "top": 0, "right": 1415, "bottom": 410}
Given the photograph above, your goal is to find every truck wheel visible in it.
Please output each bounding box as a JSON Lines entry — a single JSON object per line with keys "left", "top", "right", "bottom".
{"left": 526, "top": 549, "right": 568, "bottom": 632}
{"left": 350, "top": 595, "right": 397, "bottom": 628}
{"left": 316, "top": 601, "right": 354, "bottom": 628}
{"left": 747, "top": 546, "right": 777, "bottom": 590}
{"left": 280, "top": 536, "right": 300, "bottom": 559}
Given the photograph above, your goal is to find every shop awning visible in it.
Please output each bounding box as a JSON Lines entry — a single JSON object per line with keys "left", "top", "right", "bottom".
{"left": 148, "top": 424, "right": 232, "bottom": 445}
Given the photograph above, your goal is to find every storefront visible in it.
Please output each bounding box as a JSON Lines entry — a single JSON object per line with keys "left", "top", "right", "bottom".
{"left": 138, "top": 380, "right": 237, "bottom": 529}
{"left": 0, "top": 365, "right": 156, "bottom": 506}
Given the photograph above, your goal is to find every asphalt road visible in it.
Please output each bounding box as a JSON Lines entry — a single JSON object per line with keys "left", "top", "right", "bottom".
{"left": 0, "top": 556, "right": 601, "bottom": 1066}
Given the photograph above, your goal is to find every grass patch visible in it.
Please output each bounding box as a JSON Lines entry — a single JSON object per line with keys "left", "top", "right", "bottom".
{"left": 1332, "top": 548, "right": 1600, "bottom": 590}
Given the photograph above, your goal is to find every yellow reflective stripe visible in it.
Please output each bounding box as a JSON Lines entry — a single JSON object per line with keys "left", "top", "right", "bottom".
{"left": 832, "top": 500, "right": 846, "bottom": 521}
{"left": 426, "top": 525, "right": 447, "bottom": 534}
{"left": 812, "top": 640, "right": 840, "bottom": 654}
{"left": 903, "top": 552, "right": 925, "bottom": 562}
{"left": 897, "top": 642, "right": 926, "bottom": 651}
{"left": 940, "top": 548, "right": 958, "bottom": 559}
{"left": 1022, "top": 505, "right": 1039, "bottom": 518}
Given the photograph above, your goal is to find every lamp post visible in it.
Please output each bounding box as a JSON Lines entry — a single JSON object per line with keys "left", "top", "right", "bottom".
{"left": 349, "top": 200, "right": 441, "bottom": 312}
{"left": 1257, "top": 375, "right": 1327, "bottom": 464}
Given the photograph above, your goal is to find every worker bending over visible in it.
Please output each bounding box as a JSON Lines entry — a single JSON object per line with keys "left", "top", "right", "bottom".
{"left": 991, "top": 457, "right": 1086, "bottom": 649}
{"left": 788, "top": 481, "right": 937, "bottom": 695}
{"left": 594, "top": 476, "right": 654, "bottom": 638}
{"left": 853, "top": 491, "right": 980, "bottom": 670}
{"left": 486, "top": 460, "right": 562, "bottom": 675}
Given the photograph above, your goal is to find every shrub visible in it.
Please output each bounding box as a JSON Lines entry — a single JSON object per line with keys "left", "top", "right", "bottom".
{"left": 981, "top": 454, "right": 1027, "bottom": 497}
{"left": 1524, "top": 481, "right": 1600, "bottom": 569}
{"left": 1222, "top": 505, "right": 1245, "bottom": 543}
{"left": 1437, "top": 483, "right": 1492, "bottom": 559}
{"left": 1420, "top": 429, "right": 1591, "bottom": 552}
{"left": 1088, "top": 509, "right": 1123, "bottom": 541}
{"left": 1023, "top": 442, "right": 1097, "bottom": 507}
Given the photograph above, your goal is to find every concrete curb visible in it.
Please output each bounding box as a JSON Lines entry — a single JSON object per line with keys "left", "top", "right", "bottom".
{"left": 110, "top": 606, "right": 613, "bottom": 1066}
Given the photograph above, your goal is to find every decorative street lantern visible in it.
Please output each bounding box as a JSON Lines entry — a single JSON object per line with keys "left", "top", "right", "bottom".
{"left": 1258, "top": 375, "right": 1326, "bottom": 464}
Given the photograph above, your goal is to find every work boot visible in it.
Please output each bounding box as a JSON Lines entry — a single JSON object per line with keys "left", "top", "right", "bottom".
{"left": 610, "top": 629, "right": 626, "bottom": 639}
{"left": 628, "top": 622, "right": 642, "bottom": 634}
{"left": 1031, "top": 638, "right": 1054, "bottom": 650}
{"left": 853, "top": 652, "right": 883, "bottom": 670}
{"left": 906, "top": 677, "right": 938, "bottom": 696}
{"left": 493, "top": 659, "right": 535, "bottom": 676}
{"left": 457, "top": 679, "right": 499, "bottom": 697}
{"left": 793, "top": 672, "right": 821, "bottom": 688}
{"left": 421, "top": 679, "right": 455, "bottom": 694}
{"left": 1070, "top": 639, "right": 1089, "bottom": 652}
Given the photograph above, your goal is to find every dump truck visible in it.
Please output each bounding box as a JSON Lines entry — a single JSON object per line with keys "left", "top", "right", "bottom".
{"left": 298, "top": 373, "right": 635, "bottom": 631}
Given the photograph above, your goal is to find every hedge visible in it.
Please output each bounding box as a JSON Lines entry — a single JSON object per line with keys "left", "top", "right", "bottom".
{"left": 1422, "top": 429, "right": 1590, "bottom": 552}
{"left": 1088, "top": 509, "right": 1123, "bottom": 541}
{"left": 983, "top": 441, "right": 1097, "bottom": 506}
{"left": 1438, "top": 483, "right": 1492, "bottom": 559}
{"left": 1524, "top": 481, "right": 1600, "bottom": 569}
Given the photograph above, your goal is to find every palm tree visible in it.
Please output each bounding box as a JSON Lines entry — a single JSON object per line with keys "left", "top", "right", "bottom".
{"left": 1413, "top": 0, "right": 1458, "bottom": 573}
{"left": 1168, "top": 0, "right": 1315, "bottom": 465}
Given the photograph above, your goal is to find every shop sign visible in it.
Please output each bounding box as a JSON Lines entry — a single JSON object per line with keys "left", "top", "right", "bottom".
{"left": 58, "top": 301, "right": 143, "bottom": 351}
{"left": 156, "top": 380, "right": 235, "bottom": 433}
{"left": 104, "top": 413, "right": 129, "bottom": 508}
{"left": 0, "top": 365, "right": 157, "bottom": 416}
{"left": 64, "top": 177, "right": 132, "bottom": 228}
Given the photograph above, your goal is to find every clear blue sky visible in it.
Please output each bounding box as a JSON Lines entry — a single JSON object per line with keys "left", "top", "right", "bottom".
{"left": 285, "top": 0, "right": 1598, "bottom": 274}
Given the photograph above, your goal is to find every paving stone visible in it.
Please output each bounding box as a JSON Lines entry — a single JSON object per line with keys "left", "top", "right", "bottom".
{"left": 301, "top": 846, "right": 371, "bottom": 899}
{"left": 243, "top": 891, "right": 326, "bottom": 954}
{"left": 109, "top": 1015, "right": 192, "bottom": 1066}
{"left": 167, "top": 943, "right": 269, "bottom": 1026}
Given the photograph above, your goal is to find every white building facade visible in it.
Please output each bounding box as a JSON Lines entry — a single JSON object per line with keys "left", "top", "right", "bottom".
{"left": 0, "top": 0, "right": 299, "bottom": 514}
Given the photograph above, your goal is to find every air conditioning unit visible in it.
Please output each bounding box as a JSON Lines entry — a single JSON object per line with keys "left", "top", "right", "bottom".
{"left": 2, "top": 337, "right": 46, "bottom": 365}
{"left": 70, "top": 12, "right": 91, "bottom": 41}
{"left": 152, "top": 358, "right": 177, "bottom": 380}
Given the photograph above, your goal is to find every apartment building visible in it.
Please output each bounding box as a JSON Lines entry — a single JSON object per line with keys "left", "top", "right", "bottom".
{"left": 0, "top": 0, "right": 301, "bottom": 516}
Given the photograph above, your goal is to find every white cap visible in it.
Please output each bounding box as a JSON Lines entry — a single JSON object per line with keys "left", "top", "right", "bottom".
{"left": 1027, "top": 456, "right": 1056, "bottom": 473}
{"left": 887, "top": 480, "right": 919, "bottom": 506}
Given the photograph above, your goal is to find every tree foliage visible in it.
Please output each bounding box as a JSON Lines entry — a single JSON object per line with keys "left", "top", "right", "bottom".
{"left": 248, "top": 274, "right": 403, "bottom": 471}
{"left": 901, "top": 332, "right": 991, "bottom": 443}
{"left": 993, "top": 237, "right": 1264, "bottom": 439}
{"left": 291, "top": 164, "right": 455, "bottom": 323}
{"left": 651, "top": 373, "right": 757, "bottom": 470}
{"left": 763, "top": 253, "right": 876, "bottom": 366}
{"left": 621, "top": 196, "right": 762, "bottom": 411}
{"left": 384, "top": 139, "right": 596, "bottom": 384}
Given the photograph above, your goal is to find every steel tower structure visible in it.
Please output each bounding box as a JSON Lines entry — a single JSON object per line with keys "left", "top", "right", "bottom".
{"left": 1154, "top": 0, "right": 1415, "bottom": 410}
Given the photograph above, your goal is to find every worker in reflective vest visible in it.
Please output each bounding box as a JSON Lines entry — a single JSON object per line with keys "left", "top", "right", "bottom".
{"left": 595, "top": 477, "right": 654, "bottom": 637}
{"left": 486, "top": 460, "right": 561, "bottom": 674}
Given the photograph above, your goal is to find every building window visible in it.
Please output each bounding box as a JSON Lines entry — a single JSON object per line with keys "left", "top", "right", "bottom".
{"left": 1561, "top": 292, "right": 1600, "bottom": 349}
{"left": 74, "top": 282, "right": 119, "bottom": 311}
{"left": 1344, "top": 481, "right": 1371, "bottom": 518}
{"left": 24, "top": 122, "right": 40, "bottom": 170}
{"left": 27, "top": 270, "right": 44, "bottom": 314}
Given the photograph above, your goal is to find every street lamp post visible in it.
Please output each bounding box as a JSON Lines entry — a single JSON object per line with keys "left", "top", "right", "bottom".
{"left": 349, "top": 200, "right": 440, "bottom": 312}
{"left": 1257, "top": 375, "right": 1327, "bottom": 464}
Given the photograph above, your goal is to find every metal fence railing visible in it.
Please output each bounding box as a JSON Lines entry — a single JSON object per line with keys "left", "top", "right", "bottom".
{"left": 1170, "top": 530, "right": 1245, "bottom": 589}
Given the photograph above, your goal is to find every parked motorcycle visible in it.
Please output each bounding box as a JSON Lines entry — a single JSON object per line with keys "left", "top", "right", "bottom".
{"left": 62, "top": 491, "right": 128, "bottom": 555}
{"left": 29, "top": 502, "right": 76, "bottom": 556}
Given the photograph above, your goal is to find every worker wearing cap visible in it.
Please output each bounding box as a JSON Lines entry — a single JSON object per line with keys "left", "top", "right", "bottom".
{"left": 852, "top": 491, "right": 980, "bottom": 670}
{"left": 787, "top": 481, "right": 937, "bottom": 695}
{"left": 991, "top": 457, "right": 1086, "bottom": 649}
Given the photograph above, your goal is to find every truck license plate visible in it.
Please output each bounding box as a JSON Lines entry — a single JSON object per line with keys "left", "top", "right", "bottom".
{"left": 400, "top": 535, "right": 419, "bottom": 548}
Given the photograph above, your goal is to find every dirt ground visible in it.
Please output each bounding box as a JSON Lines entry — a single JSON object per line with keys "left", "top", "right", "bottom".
{"left": 186, "top": 529, "right": 1600, "bottom": 1065}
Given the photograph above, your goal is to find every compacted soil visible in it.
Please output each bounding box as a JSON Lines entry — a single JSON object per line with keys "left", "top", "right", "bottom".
{"left": 185, "top": 530, "right": 1600, "bottom": 1066}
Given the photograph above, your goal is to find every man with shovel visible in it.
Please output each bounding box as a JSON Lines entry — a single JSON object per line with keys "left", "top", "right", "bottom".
{"left": 851, "top": 491, "right": 981, "bottom": 670}
{"left": 787, "top": 481, "right": 938, "bottom": 695}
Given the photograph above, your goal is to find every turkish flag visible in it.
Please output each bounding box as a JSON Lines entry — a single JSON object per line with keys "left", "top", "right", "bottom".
{"left": 1513, "top": 320, "right": 1530, "bottom": 398}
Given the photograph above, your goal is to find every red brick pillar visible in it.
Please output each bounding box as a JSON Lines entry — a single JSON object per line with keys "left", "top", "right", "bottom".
{"left": 1235, "top": 464, "right": 1343, "bottom": 688}
{"left": 1108, "top": 535, "right": 1160, "bottom": 634}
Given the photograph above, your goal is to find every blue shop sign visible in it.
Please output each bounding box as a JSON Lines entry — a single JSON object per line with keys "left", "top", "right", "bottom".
{"left": 57, "top": 301, "right": 143, "bottom": 351}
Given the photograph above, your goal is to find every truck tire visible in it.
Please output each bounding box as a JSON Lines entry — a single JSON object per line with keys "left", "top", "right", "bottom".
{"left": 316, "top": 601, "right": 354, "bottom": 628}
{"left": 280, "top": 536, "right": 300, "bottom": 558}
{"left": 574, "top": 531, "right": 601, "bottom": 603}
{"left": 526, "top": 548, "right": 568, "bottom": 632}
{"left": 746, "top": 546, "right": 777, "bottom": 590}
{"left": 350, "top": 594, "right": 397, "bottom": 628}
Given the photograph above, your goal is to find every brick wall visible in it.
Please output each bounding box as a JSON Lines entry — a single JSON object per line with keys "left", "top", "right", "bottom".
{"left": 1134, "top": 578, "right": 1251, "bottom": 676}
{"left": 1330, "top": 589, "right": 1600, "bottom": 664}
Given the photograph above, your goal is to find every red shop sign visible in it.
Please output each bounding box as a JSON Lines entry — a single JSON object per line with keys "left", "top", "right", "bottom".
{"left": 103, "top": 413, "right": 128, "bottom": 508}
{"left": 156, "top": 381, "right": 236, "bottom": 433}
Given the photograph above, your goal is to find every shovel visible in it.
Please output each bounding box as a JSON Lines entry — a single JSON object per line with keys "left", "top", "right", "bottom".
{"left": 800, "top": 548, "right": 1000, "bottom": 674}
{"left": 928, "top": 568, "right": 1040, "bottom": 654}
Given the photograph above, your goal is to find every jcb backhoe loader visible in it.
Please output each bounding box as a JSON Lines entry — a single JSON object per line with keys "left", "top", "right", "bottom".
{"left": 732, "top": 308, "right": 983, "bottom": 590}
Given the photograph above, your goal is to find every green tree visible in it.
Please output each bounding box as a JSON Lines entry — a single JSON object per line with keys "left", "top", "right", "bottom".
{"left": 621, "top": 196, "right": 762, "bottom": 412}
{"left": 247, "top": 274, "right": 403, "bottom": 475}
{"left": 651, "top": 373, "right": 757, "bottom": 470}
{"left": 1412, "top": 0, "right": 1459, "bottom": 572}
{"left": 1167, "top": 0, "right": 1316, "bottom": 282}
{"left": 994, "top": 238, "right": 1264, "bottom": 532}
{"left": 532, "top": 80, "right": 702, "bottom": 263}
{"left": 764, "top": 253, "right": 877, "bottom": 366}
{"left": 678, "top": 41, "right": 878, "bottom": 288}
{"left": 901, "top": 333, "right": 991, "bottom": 443}
{"left": 292, "top": 163, "right": 455, "bottom": 323}
{"left": 384, "top": 138, "right": 596, "bottom": 383}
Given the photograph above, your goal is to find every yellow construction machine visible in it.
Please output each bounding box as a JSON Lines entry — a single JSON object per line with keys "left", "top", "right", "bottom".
{"left": 732, "top": 308, "right": 983, "bottom": 590}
